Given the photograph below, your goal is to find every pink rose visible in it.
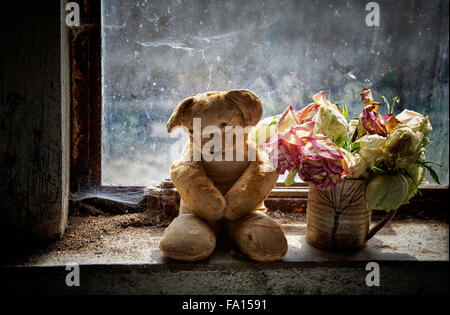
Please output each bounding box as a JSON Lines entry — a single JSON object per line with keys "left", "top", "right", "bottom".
{"left": 297, "top": 137, "right": 345, "bottom": 189}
{"left": 263, "top": 121, "right": 314, "bottom": 174}
{"left": 262, "top": 95, "right": 356, "bottom": 190}
{"left": 267, "top": 138, "right": 300, "bottom": 174}
{"left": 263, "top": 122, "right": 349, "bottom": 190}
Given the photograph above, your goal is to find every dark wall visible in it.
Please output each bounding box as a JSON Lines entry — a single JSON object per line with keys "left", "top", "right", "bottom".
{"left": 0, "top": 1, "right": 69, "bottom": 240}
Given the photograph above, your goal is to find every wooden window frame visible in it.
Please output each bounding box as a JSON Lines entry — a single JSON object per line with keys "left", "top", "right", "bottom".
{"left": 70, "top": 0, "right": 102, "bottom": 193}
{"left": 69, "top": 0, "right": 448, "bottom": 214}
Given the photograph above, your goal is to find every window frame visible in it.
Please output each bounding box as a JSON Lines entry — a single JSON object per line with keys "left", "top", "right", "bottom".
{"left": 69, "top": 0, "right": 448, "bottom": 211}
{"left": 70, "top": 0, "right": 102, "bottom": 192}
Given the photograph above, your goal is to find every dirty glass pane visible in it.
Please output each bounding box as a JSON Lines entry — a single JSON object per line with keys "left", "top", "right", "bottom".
{"left": 101, "top": 0, "right": 449, "bottom": 186}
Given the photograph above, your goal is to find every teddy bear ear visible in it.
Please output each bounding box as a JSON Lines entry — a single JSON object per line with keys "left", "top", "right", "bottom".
{"left": 167, "top": 96, "right": 195, "bottom": 133}
{"left": 225, "top": 90, "right": 263, "bottom": 126}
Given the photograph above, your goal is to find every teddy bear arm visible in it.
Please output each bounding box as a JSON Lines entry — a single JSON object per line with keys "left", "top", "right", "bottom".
{"left": 224, "top": 159, "right": 278, "bottom": 220}
{"left": 171, "top": 160, "right": 226, "bottom": 221}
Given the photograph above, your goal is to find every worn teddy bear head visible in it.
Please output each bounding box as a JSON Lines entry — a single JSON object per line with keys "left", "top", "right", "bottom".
{"left": 166, "top": 90, "right": 263, "bottom": 133}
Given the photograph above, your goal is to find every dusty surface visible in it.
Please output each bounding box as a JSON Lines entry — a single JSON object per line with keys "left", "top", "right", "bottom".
{"left": 4, "top": 210, "right": 448, "bottom": 266}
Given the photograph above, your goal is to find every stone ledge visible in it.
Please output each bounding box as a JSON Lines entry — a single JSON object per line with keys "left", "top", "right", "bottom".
{"left": 1, "top": 261, "right": 448, "bottom": 295}
{"left": 1, "top": 217, "right": 448, "bottom": 294}
{"left": 7, "top": 218, "right": 448, "bottom": 266}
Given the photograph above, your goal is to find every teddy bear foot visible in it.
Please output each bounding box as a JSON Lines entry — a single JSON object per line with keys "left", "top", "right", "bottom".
{"left": 226, "top": 211, "right": 288, "bottom": 262}
{"left": 159, "top": 214, "right": 217, "bottom": 261}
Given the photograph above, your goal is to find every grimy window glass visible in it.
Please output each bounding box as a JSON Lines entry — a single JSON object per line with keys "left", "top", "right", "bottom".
{"left": 101, "top": 0, "right": 449, "bottom": 186}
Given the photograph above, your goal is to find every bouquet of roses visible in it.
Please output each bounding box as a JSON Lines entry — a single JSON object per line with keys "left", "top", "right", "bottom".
{"left": 249, "top": 87, "right": 440, "bottom": 211}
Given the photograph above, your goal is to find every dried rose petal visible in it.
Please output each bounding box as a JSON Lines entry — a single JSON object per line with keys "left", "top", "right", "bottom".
{"left": 297, "top": 103, "right": 321, "bottom": 123}
{"left": 361, "top": 107, "right": 387, "bottom": 136}
{"left": 298, "top": 91, "right": 340, "bottom": 123}
{"left": 275, "top": 105, "right": 299, "bottom": 133}
{"left": 382, "top": 113, "right": 402, "bottom": 133}
{"left": 312, "top": 91, "right": 341, "bottom": 112}
{"left": 339, "top": 148, "right": 357, "bottom": 176}
{"left": 361, "top": 87, "right": 374, "bottom": 106}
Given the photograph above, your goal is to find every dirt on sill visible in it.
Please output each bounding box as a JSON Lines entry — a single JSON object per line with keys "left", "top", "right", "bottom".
{"left": 33, "top": 211, "right": 305, "bottom": 253}
{"left": 3, "top": 202, "right": 447, "bottom": 266}
{"left": 16, "top": 206, "right": 447, "bottom": 254}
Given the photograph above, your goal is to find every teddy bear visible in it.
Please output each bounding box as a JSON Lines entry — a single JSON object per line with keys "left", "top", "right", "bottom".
{"left": 159, "top": 90, "right": 288, "bottom": 262}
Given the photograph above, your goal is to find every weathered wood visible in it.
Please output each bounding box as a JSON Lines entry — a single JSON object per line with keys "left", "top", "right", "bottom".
{"left": 70, "top": 0, "right": 102, "bottom": 192}
{"left": 0, "top": 1, "right": 70, "bottom": 240}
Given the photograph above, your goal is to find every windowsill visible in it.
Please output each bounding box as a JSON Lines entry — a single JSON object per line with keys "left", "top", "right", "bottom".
{"left": 6, "top": 214, "right": 448, "bottom": 266}
{"left": 2, "top": 211, "right": 448, "bottom": 294}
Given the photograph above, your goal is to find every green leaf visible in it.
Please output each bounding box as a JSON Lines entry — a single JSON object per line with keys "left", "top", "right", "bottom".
{"left": 341, "top": 137, "right": 352, "bottom": 150}
{"left": 342, "top": 103, "right": 348, "bottom": 120}
{"left": 391, "top": 96, "right": 398, "bottom": 114}
{"left": 350, "top": 141, "right": 360, "bottom": 153}
{"left": 342, "top": 94, "right": 349, "bottom": 120}
{"left": 268, "top": 121, "right": 277, "bottom": 127}
{"left": 284, "top": 169, "right": 297, "bottom": 187}
{"left": 423, "top": 165, "right": 441, "bottom": 185}
{"left": 342, "top": 138, "right": 349, "bottom": 151}
{"left": 416, "top": 160, "right": 442, "bottom": 167}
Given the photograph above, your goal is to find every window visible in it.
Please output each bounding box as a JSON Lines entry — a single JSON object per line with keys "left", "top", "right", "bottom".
{"left": 99, "top": 0, "right": 448, "bottom": 187}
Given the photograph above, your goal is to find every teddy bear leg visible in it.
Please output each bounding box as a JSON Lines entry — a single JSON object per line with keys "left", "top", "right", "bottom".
{"left": 226, "top": 211, "right": 288, "bottom": 262}
{"left": 159, "top": 213, "right": 218, "bottom": 261}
